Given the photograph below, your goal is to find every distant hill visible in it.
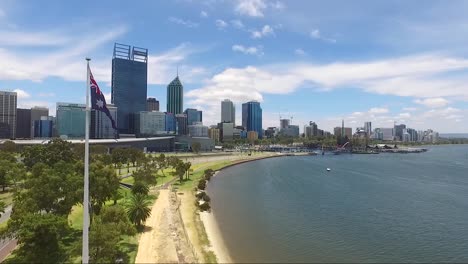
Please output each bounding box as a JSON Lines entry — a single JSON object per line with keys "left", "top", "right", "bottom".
{"left": 439, "top": 133, "right": 468, "bottom": 139}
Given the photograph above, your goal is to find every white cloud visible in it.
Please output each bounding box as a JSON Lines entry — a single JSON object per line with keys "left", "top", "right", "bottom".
{"left": 215, "top": 19, "right": 228, "bottom": 30}
{"left": 232, "top": 45, "right": 264, "bottom": 56}
{"left": 295, "top": 48, "right": 306, "bottom": 56}
{"left": 168, "top": 17, "right": 199, "bottom": 28}
{"left": 13, "top": 89, "right": 30, "bottom": 99}
{"left": 369, "top": 107, "right": 389, "bottom": 114}
{"left": 235, "top": 0, "right": 267, "bottom": 17}
{"left": 251, "top": 25, "right": 274, "bottom": 38}
{"left": 0, "top": 8, "right": 5, "bottom": 18}
{"left": 398, "top": 112, "right": 411, "bottom": 118}
{"left": 184, "top": 54, "right": 468, "bottom": 127}
{"left": 200, "top": 11, "right": 208, "bottom": 18}
{"left": 414, "top": 97, "right": 449, "bottom": 108}
{"left": 270, "top": 1, "right": 285, "bottom": 10}
{"left": 231, "top": 19, "right": 245, "bottom": 29}
{"left": 0, "top": 30, "right": 72, "bottom": 46}
{"left": 310, "top": 29, "right": 336, "bottom": 43}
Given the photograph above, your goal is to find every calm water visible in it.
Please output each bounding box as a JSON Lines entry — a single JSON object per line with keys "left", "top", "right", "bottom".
{"left": 207, "top": 145, "right": 468, "bottom": 263}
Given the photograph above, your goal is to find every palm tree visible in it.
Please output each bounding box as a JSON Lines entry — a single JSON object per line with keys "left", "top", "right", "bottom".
{"left": 126, "top": 193, "right": 152, "bottom": 228}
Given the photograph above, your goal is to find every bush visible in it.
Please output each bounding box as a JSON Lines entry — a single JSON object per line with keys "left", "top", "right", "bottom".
{"left": 202, "top": 194, "right": 211, "bottom": 202}
{"left": 204, "top": 169, "right": 215, "bottom": 181}
{"left": 195, "top": 191, "right": 205, "bottom": 199}
{"left": 197, "top": 179, "right": 206, "bottom": 190}
{"left": 199, "top": 202, "right": 211, "bottom": 212}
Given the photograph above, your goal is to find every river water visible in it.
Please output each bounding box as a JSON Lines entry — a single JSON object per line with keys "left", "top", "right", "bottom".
{"left": 207, "top": 145, "right": 468, "bottom": 263}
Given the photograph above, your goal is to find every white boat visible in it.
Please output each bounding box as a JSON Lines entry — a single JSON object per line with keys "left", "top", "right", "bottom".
{"left": 327, "top": 168, "right": 331, "bottom": 171}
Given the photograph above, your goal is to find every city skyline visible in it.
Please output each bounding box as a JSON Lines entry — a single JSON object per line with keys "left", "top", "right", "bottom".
{"left": 1, "top": 0, "right": 468, "bottom": 133}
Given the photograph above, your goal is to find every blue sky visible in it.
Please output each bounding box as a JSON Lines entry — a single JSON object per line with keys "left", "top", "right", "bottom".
{"left": 1, "top": 0, "right": 467, "bottom": 132}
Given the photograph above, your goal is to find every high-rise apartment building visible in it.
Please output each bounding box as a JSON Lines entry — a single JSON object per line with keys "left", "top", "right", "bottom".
{"left": 16, "top": 108, "right": 31, "bottom": 139}
{"left": 208, "top": 128, "right": 220, "bottom": 144}
{"left": 146, "top": 97, "right": 159, "bottom": 111}
{"left": 184, "top": 108, "right": 202, "bottom": 125}
{"left": 91, "top": 104, "right": 118, "bottom": 139}
{"left": 280, "top": 119, "right": 290, "bottom": 130}
{"left": 165, "top": 112, "right": 176, "bottom": 134}
{"left": 31, "top": 106, "right": 49, "bottom": 138}
{"left": 242, "top": 101, "right": 263, "bottom": 138}
{"left": 334, "top": 127, "right": 352, "bottom": 138}
{"left": 0, "top": 91, "right": 17, "bottom": 139}
{"left": 221, "top": 99, "right": 235, "bottom": 124}
{"left": 111, "top": 43, "right": 148, "bottom": 134}
{"left": 56, "top": 103, "right": 86, "bottom": 138}
{"left": 167, "top": 76, "right": 183, "bottom": 114}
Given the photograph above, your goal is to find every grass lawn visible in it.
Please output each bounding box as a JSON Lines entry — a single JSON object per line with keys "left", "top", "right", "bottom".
{"left": 0, "top": 190, "right": 14, "bottom": 206}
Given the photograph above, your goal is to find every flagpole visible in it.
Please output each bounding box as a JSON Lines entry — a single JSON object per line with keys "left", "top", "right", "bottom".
{"left": 82, "top": 57, "right": 91, "bottom": 263}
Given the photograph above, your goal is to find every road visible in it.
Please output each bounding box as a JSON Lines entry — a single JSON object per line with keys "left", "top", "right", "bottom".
{"left": 0, "top": 205, "right": 15, "bottom": 262}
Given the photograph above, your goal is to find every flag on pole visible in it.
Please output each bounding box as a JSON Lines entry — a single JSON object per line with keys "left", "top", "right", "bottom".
{"left": 88, "top": 66, "right": 117, "bottom": 130}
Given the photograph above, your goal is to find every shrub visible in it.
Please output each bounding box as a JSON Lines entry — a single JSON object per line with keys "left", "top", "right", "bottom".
{"left": 199, "top": 202, "right": 211, "bottom": 212}
{"left": 197, "top": 179, "right": 206, "bottom": 190}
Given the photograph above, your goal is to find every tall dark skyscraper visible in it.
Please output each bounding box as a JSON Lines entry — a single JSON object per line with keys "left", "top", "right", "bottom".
{"left": 167, "top": 76, "right": 183, "bottom": 114}
{"left": 146, "top": 97, "right": 159, "bottom": 111}
{"left": 111, "top": 43, "right": 148, "bottom": 134}
{"left": 16, "top": 108, "right": 31, "bottom": 138}
{"left": 242, "top": 101, "right": 263, "bottom": 138}
{"left": 184, "top": 108, "right": 202, "bottom": 125}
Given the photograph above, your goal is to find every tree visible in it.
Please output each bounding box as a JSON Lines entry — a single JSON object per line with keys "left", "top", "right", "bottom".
{"left": 155, "top": 154, "right": 167, "bottom": 176}
{"left": 1, "top": 140, "right": 17, "bottom": 152}
{"left": 90, "top": 162, "right": 120, "bottom": 215}
{"left": 14, "top": 161, "right": 82, "bottom": 216}
{"left": 21, "top": 139, "right": 76, "bottom": 169}
{"left": 191, "top": 142, "right": 201, "bottom": 154}
{"left": 184, "top": 162, "right": 192, "bottom": 180}
{"left": 90, "top": 206, "right": 136, "bottom": 263}
{"left": 132, "top": 168, "right": 157, "bottom": 186}
{"left": 204, "top": 169, "right": 215, "bottom": 181}
{"left": 131, "top": 181, "right": 149, "bottom": 196}
{"left": 126, "top": 194, "right": 152, "bottom": 228}
{"left": 5, "top": 213, "right": 70, "bottom": 263}
{"left": 197, "top": 179, "right": 207, "bottom": 190}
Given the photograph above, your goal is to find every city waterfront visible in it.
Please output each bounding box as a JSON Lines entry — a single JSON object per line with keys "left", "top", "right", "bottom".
{"left": 207, "top": 145, "right": 468, "bottom": 263}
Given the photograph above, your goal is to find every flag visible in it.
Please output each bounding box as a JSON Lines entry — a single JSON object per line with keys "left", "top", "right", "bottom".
{"left": 88, "top": 66, "right": 117, "bottom": 130}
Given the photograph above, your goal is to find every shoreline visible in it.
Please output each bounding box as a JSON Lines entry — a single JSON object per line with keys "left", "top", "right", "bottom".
{"left": 197, "top": 153, "right": 287, "bottom": 263}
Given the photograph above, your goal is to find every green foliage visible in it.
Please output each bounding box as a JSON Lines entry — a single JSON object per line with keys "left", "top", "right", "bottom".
{"left": 132, "top": 168, "right": 157, "bottom": 186}
{"left": 126, "top": 194, "right": 152, "bottom": 228}
{"left": 131, "top": 181, "right": 149, "bottom": 196}
{"left": 89, "top": 206, "right": 136, "bottom": 263}
{"left": 90, "top": 162, "right": 120, "bottom": 215}
{"left": 21, "top": 139, "right": 76, "bottom": 169}
{"left": 197, "top": 179, "right": 207, "bottom": 190}
{"left": 191, "top": 142, "right": 201, "bottom": 154}
{"left": 5, "top": 213, "right": 70, "bottom": 263}
{"left": 204, "top": 169, "right": 215, "bottom": 181}
{"left": 198, "top": 202, "right": 211, "bottom": 212}
{"left": 14, "top": 161, "right": 82, "bottom": 216}
{"left": 1, "top": 140, "right": 17, "bottom": 153}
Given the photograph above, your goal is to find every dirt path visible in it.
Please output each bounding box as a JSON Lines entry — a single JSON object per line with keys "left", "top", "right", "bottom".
{"left": 135, "top": 189, "right": 196, "bottom": 263}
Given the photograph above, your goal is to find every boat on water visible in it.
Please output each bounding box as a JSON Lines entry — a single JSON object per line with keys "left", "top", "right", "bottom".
{"left": 327, "top": 168, "right": 331, "bottom": 171}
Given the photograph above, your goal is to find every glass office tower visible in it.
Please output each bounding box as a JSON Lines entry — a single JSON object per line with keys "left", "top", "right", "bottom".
{"left": 167, "top": 76, "right": 183, "bottom": 114}
{"left": 242, "top": 101, "right": 263, "bottom": 139}
{"left": 111, "top": 43, "right": 148, "bottom": 134}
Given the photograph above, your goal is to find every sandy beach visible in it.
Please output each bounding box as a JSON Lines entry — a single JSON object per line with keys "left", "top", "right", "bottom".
{"left": 200, "top": 211, "right": 233, "bottom": 263}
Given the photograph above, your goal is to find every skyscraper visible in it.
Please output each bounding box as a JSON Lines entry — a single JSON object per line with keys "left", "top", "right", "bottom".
{"left": 175, "top": 114, "right": 188, "bottom": 135}
{"left": 184, "top": 108, "right": 202, "bottom": 125}
{"left": 16, "top": 108, "right": 31, "bottom": 138}
{"left": 221, "top": 99, "right": 235, "bottom": 124}
{"left": 0, "top": 91, "right": 17, "bottom": 139}
{"left": 91, "top": 104, "right": 118, "bottom": 139}
{"left": 146, "top": 97, "right": 159, "bottom": 111}
{"left": 242, "top": 101, "right": 263, "bottom": 138}
{"left": 56, "top": 103, "right": 86, "bottom": 138}
{"left": 280, "top": 119, "right": 290, "bottom": 130}
{"left": 394, "top": 124, "right": 406, "bottom": 141}
{"left": 364, "top": 122, "right": 372, "bottom": 136}
{"left": 111, "top": 43, "right": 148, "bottom": 134}
{"left": 167, "top": 76, "right": 183, "bottom": 114}
{"left": 31, "top": 106, "right": 49, "bottom": 138}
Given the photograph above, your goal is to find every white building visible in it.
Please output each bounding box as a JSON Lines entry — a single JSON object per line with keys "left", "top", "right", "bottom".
{"left": 188, "top": 122, "right": 209, "bottom": 137}
{"left": 136, "top": 111, "right": 166, "bottom": 136}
